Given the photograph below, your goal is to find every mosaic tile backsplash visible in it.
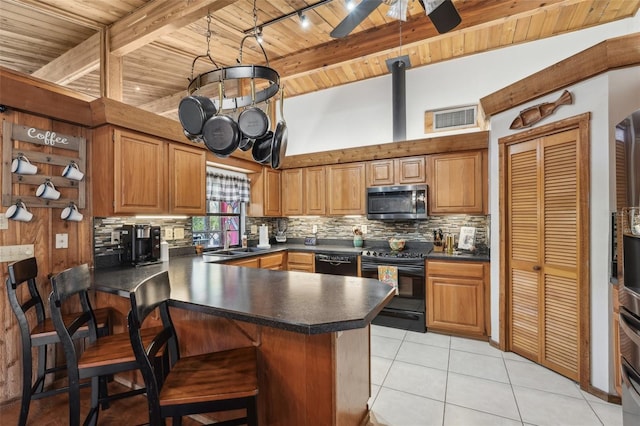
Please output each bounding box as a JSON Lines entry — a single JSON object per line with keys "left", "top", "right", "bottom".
{"left": 94, "top": 214, "right": 489, "bottom": 264}
{"left": 246, "top": 215, "right": 490, "bottom": 248}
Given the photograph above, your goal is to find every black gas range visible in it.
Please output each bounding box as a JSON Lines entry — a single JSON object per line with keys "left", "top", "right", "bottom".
{"left": 360, "top": 248, "right": 429, "bottom": 333}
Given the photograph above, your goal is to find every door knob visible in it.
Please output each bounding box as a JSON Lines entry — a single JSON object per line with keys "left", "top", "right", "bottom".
{"left": 533, "top": 265, "right": 541, "bottom": 271}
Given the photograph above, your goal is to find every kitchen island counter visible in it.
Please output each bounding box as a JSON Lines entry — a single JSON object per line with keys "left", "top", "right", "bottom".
{"left": 94, "top": 255, "right": 391, "bottom": 425}
{"left": 93, "top": 255, "right": 394, "bottom": 335}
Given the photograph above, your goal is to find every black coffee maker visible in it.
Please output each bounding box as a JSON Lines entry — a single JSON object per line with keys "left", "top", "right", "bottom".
{"left": 119, "top": 224, "right": 161, "bottom": 266}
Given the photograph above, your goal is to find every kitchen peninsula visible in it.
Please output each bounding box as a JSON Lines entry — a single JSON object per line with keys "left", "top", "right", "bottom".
{"left": 92, "top": 255, "right": 395, "bottom": 425}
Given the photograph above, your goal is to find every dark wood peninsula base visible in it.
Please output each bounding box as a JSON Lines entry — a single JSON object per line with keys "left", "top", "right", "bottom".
{"left": 93, "top": 257, "right": 391, "bottom": 425}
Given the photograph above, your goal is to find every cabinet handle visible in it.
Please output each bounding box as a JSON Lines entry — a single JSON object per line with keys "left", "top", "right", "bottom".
{"left": 533, "top": 265, "right": 541, "bottom": 271}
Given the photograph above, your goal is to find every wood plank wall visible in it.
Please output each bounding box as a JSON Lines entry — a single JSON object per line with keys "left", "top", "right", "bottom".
{"left": 0, "top": 108, "right": 93, "bottom": 404}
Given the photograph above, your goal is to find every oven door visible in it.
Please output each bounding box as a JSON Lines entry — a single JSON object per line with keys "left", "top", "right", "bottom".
{"left": 361, "top": 259, "right": 426, "bottom": 332}
{"left": 620, "top": 306, "right": 640, "bottom": 425}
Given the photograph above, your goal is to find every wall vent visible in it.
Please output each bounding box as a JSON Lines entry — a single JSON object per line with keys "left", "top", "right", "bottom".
{"left": 424, "top": 105, "right": 478, "bottom": 134}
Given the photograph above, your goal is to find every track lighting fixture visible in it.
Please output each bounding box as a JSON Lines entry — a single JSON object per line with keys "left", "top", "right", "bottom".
{"left": 256, "top": 26, "right": 263, "bottom": 43}
{"left": 299, "top": 12, "right": 309, "bottom": 28}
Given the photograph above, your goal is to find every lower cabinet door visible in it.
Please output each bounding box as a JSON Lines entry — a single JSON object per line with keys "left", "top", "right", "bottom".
{"left": 427, "top": 275, "right": 485, "bottom": 336}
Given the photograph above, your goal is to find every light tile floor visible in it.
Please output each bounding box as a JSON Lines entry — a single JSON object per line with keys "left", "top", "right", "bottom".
{"left": 368, "top": 325, "right": 622, "bottom": 426}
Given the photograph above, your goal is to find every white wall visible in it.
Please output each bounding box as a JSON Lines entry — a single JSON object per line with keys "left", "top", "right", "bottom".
{"left": 488, "top": 67, "right": 640, "bottom": 394}
{"left": 284, "top": 14, "right": 640, "bottom": 156}
{"left": 282, "top": 11, "right": 640, "bottom": 394}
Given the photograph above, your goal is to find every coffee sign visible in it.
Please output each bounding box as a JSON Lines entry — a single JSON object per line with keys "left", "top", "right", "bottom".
{"left": 11, "top": 124, "right": 83, "bottom": 151}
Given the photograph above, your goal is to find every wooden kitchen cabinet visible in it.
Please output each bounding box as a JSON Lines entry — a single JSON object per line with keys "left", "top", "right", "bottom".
{"left": 427, "top": 150, "right": 487, "bottom": 214}
{"left": 226, "top": 252, "right": 285, "bottom": 270}
{"left": 248, "top": 167, "right": 281, "bottom": 217}
{"left": 226, "top": 257, "right": 260, "bottom": 268}
{"left": 168, "top": 143, "right": 206, "bottom": 215}
{"left": 426, "top": 260, "right": 489, "bottom": 337}
{"left": 282, "top": 168, "right": 304, "bottom": 216}
{"left": 305, "top": 166, "right": 326, "bottom": 215}
{"left": 287, "top": 252, "right": 315, "bottom": 273}
{"left": 326, "top": 163, "right": 366, "bottom": 215}
{"left": 91, "top": 126, "right": 168, "bottom": 216}
{"left": 92, "top": 126, "right": 206, "bottom": 216}
{"left": 367, "top": 156, "right": 426, "bottom": 186}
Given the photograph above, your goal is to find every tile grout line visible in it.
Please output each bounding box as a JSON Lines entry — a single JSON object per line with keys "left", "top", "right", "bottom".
{"left": 501, "top": 353, "right": 525, "bottom": 425}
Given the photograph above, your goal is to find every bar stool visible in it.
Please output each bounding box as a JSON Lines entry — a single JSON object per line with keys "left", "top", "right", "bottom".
{"left": 128, "top": 270, "right": 259, "bottom": 425}
{"left": 49, "top": 263, "right": 161, "bottom": 426}
{"left": 5, "top": 257, "right": 113, "bottom": 426}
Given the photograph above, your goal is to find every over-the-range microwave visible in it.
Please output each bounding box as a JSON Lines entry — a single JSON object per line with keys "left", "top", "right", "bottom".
{"left": 366, "top": 184, "right": 428, "bottom": 220}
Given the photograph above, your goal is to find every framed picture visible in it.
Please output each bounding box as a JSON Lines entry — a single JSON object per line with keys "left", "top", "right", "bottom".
{"left": 458, "top": 226, "right": 476, "bottom": 250}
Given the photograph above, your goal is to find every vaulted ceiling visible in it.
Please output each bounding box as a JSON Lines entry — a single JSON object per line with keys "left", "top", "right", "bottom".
{"left": 0, "top": 0, "right": 638, "bottom": 122}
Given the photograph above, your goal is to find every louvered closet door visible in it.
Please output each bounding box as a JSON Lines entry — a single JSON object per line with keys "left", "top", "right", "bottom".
{"left": 507, "top": 128, "right": 582, "bottom": 381}
{"left": 507, "top": 139, "right": 541, "bottom": 360}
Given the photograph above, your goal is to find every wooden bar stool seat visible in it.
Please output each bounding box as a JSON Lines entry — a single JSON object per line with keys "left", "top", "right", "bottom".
{"left": 129, "top": 270, "right": 259, "bottom": 425}
{"left": 5, "top": 257, "right": 114, "bottom": 426}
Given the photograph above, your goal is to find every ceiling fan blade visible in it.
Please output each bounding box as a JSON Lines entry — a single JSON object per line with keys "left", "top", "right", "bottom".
{"left": 423, "top": 0, "right": 461, "bottom": 34}
{"left": 330, "top": 0, "right": 384, "bottom": 38}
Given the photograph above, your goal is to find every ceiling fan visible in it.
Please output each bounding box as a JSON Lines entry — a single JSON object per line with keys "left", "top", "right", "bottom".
{"left": 330, "top": 0, "right": 461, "bottom": 38}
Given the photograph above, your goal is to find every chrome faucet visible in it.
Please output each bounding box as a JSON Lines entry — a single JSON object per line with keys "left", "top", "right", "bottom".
{"left": 223, "top": 223, "right": 230, "bottom": 250}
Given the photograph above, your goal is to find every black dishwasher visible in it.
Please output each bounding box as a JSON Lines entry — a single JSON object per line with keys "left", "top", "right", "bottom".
{"left": 314, "top": 253, "right": 358, "bottom": 276}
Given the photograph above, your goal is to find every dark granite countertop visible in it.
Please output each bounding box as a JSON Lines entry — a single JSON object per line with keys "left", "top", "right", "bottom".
{"left": 201, "top": 240, "right": 490, "bottom": 263}
{"left": 92, "top": 256, "right": 395, "bottom": 335}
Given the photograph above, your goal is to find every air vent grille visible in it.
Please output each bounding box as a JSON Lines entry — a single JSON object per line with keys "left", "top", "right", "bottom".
{"left": 434, "top": 106, "right": 477, "bottom": 130}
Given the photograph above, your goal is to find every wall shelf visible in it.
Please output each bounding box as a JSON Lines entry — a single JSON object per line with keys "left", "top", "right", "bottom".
{"left": 2, "top": 120, "right": 86, "bottom": 209}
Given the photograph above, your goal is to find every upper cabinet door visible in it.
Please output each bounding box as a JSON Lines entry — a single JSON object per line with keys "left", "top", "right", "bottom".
{"left": 282, "top": 168, "right": 304, "bottom": 216}
{"left": 367, "top": 160, "right": 395, "bottom": 186}
{"left": 113, "top": 129, "right": 166, "bottom": 214}
{"left": 326, "top": 163, "right": 366, "bottom": 215}
{"left": 427, "top": 150, "right": 486, "bottom": 214}
{"left": 168, "top": 143, "right": 206, "bottom": 215}
{"left": 397, "top": 156, "right": 426, "bottom": 184}
{"left": 367, "top": 156, "right": 426, "bottom": 186}
{"left": 305, "top": 166, "right": 326, "bottom": 215}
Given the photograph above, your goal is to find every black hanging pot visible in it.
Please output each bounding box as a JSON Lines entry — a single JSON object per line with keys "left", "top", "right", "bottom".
{"left": 238, "top": 76, "right": 270, "bottom": 139}
{"left": 270, "top": 120, "right": 288, "bottom": 170}
{"left": 238, "top": 107, "right": 269, "bottom": 139}
{"left": 202, "top": 82, "right": 240, "bottom": 158}
{"left": 251, "top": 131, "right": 273, "bottom": 165}
{"left": 178, "top": 95, "right": 216, "bottom": 135}
{"left": 202, "top": 115, "right": 240, "bottom": 158}
{"left": 238, "top": 135, "right": 254, "bottom": 151}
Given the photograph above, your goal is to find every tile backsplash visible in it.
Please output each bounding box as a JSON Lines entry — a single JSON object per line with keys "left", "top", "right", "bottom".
{"left": 247, "top": 215, "right": 489, "bottom": 247}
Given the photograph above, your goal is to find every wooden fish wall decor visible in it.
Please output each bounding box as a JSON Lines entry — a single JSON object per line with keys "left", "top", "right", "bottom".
{"left": 510, "top": 90, "right": 573, "bottom": 130}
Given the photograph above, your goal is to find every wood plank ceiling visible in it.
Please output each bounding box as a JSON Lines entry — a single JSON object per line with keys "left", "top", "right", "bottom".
{"left": 0, "top": 0, "right": 638, "bottom": 122}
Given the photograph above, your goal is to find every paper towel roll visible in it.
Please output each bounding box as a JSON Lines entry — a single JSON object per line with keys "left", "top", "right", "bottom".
{"left": 160, "top": 241, "right": 169, "bottom": 261}
{"left": 258, "top": 224, "right": 270, "bottom": 248}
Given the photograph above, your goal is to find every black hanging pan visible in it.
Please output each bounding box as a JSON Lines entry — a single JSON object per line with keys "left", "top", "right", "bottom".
{"left": 238, "top": 71, "right": 270, "bottom": 139}
{"left": 271, "top": 87, "right": 288, "bottom": 169}
{"left": 178, "top": 95, "right": 216, "bottom": 135}
{"left": 202, "top": 82, "right": 240, "bottom": 158}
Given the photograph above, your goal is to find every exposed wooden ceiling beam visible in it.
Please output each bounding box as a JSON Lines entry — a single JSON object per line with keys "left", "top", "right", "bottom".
{"left": 109, "top": 0, "right": 241, "bottom": 57}
{"left": 269, "top": 0, "right": 566, "bottom": 79}
{"left": 32, "top": 33, "right": 100, "bottom": 84}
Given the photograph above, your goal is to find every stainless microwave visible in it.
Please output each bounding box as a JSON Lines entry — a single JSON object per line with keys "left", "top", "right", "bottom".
{"left": 367, "top": 184, "right": 428, "bottom": 220}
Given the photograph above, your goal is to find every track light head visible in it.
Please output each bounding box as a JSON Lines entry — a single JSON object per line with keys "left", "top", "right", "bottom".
{"left": 299, "top": 12, "right": 309, "bottom": 28}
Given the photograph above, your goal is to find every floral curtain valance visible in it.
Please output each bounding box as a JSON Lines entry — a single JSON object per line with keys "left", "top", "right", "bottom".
{"left": 206, "top": 172, "right": 250, "bottom": 203}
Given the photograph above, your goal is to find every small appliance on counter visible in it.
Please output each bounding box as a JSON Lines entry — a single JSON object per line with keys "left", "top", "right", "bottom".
{"left": 275, "top": 218, "right": 287, "bottom": 243}
{"left": 119, "top": 224, "right": 162, "bottom": 266}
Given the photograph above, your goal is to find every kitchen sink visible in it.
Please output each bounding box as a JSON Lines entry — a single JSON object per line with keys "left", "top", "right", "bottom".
{"left": 230, "top": 247, "right": 266, "bottom": 254}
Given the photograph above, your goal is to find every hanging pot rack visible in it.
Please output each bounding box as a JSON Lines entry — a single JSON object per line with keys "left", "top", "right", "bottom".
{"left": 186, "top": 5, "right": 280, "bottom": 113}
